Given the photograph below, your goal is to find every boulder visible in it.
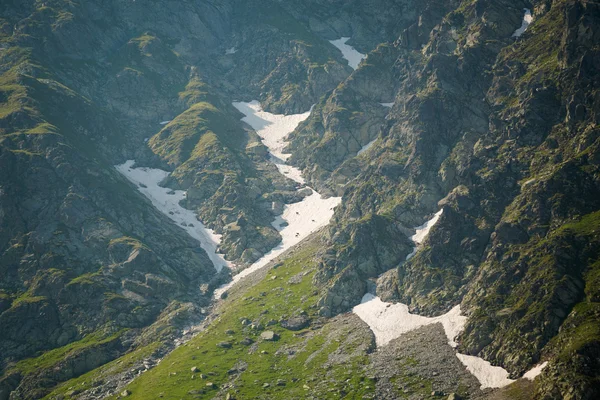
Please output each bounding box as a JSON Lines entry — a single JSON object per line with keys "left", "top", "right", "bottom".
{"left": 260, "top": 331, "right": 279, "bottom": 341}
{"left": 281, "top": 315, "right": 309, "bottom": 331}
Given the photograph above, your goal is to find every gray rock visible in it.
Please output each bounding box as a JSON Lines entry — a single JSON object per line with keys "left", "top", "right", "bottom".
{"left": 260, "top": 331, "right": 279, "bottom": 341}
{"left": 281, "top": 315, "right": 309, "bottom": 331}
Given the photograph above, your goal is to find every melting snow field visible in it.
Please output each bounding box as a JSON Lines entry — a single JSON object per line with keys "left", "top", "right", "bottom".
{"left": 380, "top": 102, "right": 394, "bottom": 108}
{"left": 214, "top": 101, "right": 341, "bottom": 298}
{"left": 353, "top": 294, "right": 466, "bottom": 347}
{"left": 353, "top": 208, "right": 548, "bottom": 389}
{"left": 233, "top": 101, "right": 311, "bottom": 184}
{"left": 456, "top": 354, "right": 515, "bottom": 389}
{"left": 329, "top": 37, "right": 366, "bottom": 70}
{"left": 513, "top": 8, "right": 533, "bottom": 37}
{"left": 225, "top": 47, "right": 237, "bottom": 55}
{"left": 115, "top": 160, "right": 231, "bottom": 272}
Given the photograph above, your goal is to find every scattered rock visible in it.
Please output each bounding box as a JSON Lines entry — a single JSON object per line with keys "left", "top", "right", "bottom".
{"left": 217, "top": 341, "right": 232, "bottom": 349}
{"left": 260, "top": 331, "right": 280, "bottom": 341}
{"left": 120, "top": 389, "right": 131, "bottom": 397}
{"left": 191, "top": 366, "right": 200, "bottom": 373}
{"left": 240, "top": 337, "right": 254, "bottom": 346}
{"left": 281, "top": 315, "right": 309, "bottom": 331}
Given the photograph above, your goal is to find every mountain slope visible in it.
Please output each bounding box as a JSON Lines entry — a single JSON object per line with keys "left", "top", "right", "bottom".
{"left": 1, "top": 0, "right": 599, "bottom": 399}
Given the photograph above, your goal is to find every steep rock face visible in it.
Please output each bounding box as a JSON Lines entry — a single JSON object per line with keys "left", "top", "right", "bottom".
{"left": 283, "top": 0, "right": 600, "bottom": 398}
{"left": 0, "top": 63, "right": 218, "bottom": 399}
{"left": 285, "top": 0, "right": 460, "bottom": 195}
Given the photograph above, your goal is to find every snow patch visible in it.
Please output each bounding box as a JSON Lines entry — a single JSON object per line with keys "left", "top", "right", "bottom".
{"left": 523, "top": 361, "right": 548, "bottom": 380}
{"left": 329, "top": 37, "right": 366, "bottom": 70}
{"left": 233, "top": 101, "right": 311, "bottom": 184}
{"left": 214, "top": 101, "right": 341, "bottom": 298}
{"left": 353, "top": 294, "right": 466, "bottom": 347}
{"left": 456, "top": 354, "right": 515, "bottom": 389}
{"left": 412, "top": 209, "right": 443, "bottom": 245}
{"left": 380, "top": 103, "right": 394, "bottom": 108}
{"left": 513, "top": 9, "right": 533, "bottom": 37}
{"left": 406, "top": 209, "right": 443, "bottom": 261}
{"left": 115, "top": 160, "right": 230, "bottom": 272}
{"left": 225, "top": 47, "right": 237, "bottom": 55}
{"left": 159, "top": 120, "right": 171, "bottom": 125}
{"left": 357, "top": 139, "right": 377, "bottom": 156}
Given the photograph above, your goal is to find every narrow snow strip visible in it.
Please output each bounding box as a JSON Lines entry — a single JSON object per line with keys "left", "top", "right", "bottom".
{"left": 214, "top": 101, "right": 341, "bottom": 298}
{"left": 412, "top": 209, "right": 443, "bottom": 244}
{"left": 225, "top": 47, "right": 237, "bottom": 55}
{"left": 353, "top": 294, "right": 466, "bottom": 347}
{"left": 215, "top": 191, "right": 339, "bottom": 298}
{"left": 357, "top": 139, "right": 376, "bottom": 156}
{"left": 159, "top": 120, "right": 171, "bottom": 125}
{"left": 523, "top": 362, "right": 548, "bottom": 380}
{"left": 115, "top": 160, "right": 230, "bottom": 272}
{"left": 329, "top": 37, "right": 366, "bottom": 70}
{"left": 233, "top": 101, "right": 311, "bottom": 184}
{"left": 456, "top": 354, "right": 515, "bottom": 389}
{"left": 380, "top": 103, "right": 394, "bottom": 108}
{"left": 512, "top": 9, "right": 533, "bottom": 37}
{"left": 406, "top": 209, "right": 444, "bottom": 261}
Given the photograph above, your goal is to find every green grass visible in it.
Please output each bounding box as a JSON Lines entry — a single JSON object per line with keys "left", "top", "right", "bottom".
{"left": 11, "top": 294, "right": 47, "bottom": 306}
{"left": 66, "top": 272, "right": 101, "bottom": 287}
{"left": 149, "top": 101, "right": 243, "bottom": 168}
{"left": 115, "top": 242, "right": 374, "bottom": 399}
{"left": 108, "top": 236, "right": 150, "bottom": 251}
{"left": 13, "top": 329, "right": 126, "bottom": 375}
{"left": 43, "top": 341, "right": 164, "bottom": 400}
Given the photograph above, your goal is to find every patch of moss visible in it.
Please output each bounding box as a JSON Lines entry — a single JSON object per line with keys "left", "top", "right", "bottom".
{"left": 11, "top": 294, "right": 47, "bottom": 306}
{"left": 66, "top": 272, "right": 101, "bottom": 287}
{"left": 42, "top": 341, "right": 164, "bottom": 400}
{"left": 13, "top": 329, "right": 126, "bottom": 376}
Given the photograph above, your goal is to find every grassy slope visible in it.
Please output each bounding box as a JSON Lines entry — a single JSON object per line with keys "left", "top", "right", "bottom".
{"left": 116, "top": 240, "right": 375, "bottom": 400}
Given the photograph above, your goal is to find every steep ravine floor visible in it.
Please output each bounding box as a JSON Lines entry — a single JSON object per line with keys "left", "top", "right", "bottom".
{"left": 115, "top": 102, "right": 341, "bottom": 301}
{"left": 115, "top": 161, "right": 231, "bottom": 273}
{"left": 215, "top": 102, "right": 341, "bottom": 298}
